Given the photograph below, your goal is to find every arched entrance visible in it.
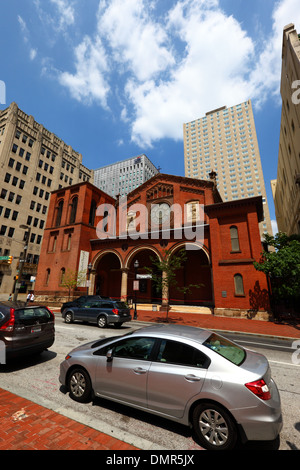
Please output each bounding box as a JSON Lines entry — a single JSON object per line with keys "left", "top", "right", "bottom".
{"left": 126, "top": 247, "right": 162, "bottom": 304}
{"left": 93, "top": 251, "right": 122, "bottom": 299}
{"left": 169, "top": 244, "right": 213, "bottom": 306}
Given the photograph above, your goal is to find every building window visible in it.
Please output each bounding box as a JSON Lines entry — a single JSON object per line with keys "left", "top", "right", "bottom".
{"left": 69, "top": 197, "right": 78, "bottom": 224}
{"left": 60, "top": 268, "right": 66, "bottom": 285}
{"left": 234, "top": 274, "right": 245, "bottom": 296}
{"left": 89, "top": 200, "right": 97, "bottom": 226}
{"left": 55, "top": 201, "right": 64, "bottom": 227}
{"left": 230, "top": 226, "right": 240, "bottom": 252}
{"left": 45, "top": 269, "right": 51, "bottom": 286}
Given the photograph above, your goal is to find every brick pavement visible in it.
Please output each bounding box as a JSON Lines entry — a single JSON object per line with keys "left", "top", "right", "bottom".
{"left": 0, "top": 388, "right": 139, "bottom": 450}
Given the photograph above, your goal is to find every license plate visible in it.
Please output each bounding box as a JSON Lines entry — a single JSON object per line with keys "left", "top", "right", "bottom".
{"left": 31, "top": 326, "right": 41, "bottom": 333}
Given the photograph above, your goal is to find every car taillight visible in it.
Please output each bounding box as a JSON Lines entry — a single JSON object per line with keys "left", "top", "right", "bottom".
{"left": 245, "top": 379, "right": 271, "bottom": 400}
{"left": 0, "top": 308, "right": 15, "bottom": 331}
{"left": 112, "top": 308, "right": 119, "bottom": 315}
{"left": 46, "top": 307, "right": 55, "bottom": 321}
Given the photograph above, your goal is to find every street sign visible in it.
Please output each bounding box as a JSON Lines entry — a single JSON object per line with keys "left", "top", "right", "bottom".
{"left": 136, "top": 274, "right": 152, "bottom": 279}
{"left": 133, "top": 280, "right": 139, "bottom": 291}
{"left": 0, "top": 256, "right": 10, "bottom": 261}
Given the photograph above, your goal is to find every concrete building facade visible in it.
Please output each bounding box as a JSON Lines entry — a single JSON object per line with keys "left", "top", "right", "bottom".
{"left": 0, "top": 102, "right": 93, "bottom": 295}
{"left": 183, "top": 100, "right": 273, "bottom": 237}
{"left": 94, "top": 154, "right": 159, "bottom": 198}
{"left": 273, "top": 24, "right": 300, "bottom": 235}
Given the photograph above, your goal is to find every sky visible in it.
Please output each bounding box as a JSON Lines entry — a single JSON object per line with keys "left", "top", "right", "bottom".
{"left": 1, "top": 0, "right": 300, "bottom": 234}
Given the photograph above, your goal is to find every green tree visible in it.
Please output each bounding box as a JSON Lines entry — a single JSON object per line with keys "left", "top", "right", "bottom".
{"left": 253, "top": 232, "right": 300, "bottom": 304}
{"left": 145, "top": 248, "right": 202, "bottom": 320}
{"left": 61, "top": 269, "right": 86, "bottom": 300}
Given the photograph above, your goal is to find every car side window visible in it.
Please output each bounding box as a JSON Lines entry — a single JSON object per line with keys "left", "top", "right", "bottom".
{"left": 156, "top": 339, "right": 210, "bottom": 369}
{"left": 113, "top": 337, "right": 156, "bottom": 360}
{"left": 101, "top": 302, "right": 113, "bottom": 308}
{"left": 94, "top": 337, "right": 156, "bottom": 361}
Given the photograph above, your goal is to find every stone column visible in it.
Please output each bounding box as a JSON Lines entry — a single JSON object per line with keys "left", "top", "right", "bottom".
{"left": 121, "top": 268, "right": 129, "bottom": 302}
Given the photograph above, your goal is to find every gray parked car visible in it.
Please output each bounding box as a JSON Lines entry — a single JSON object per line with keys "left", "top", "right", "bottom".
{"left": 59, "top": 324, "right": 282, "bottom": 450}
{"left": 0, "top": 301, "right": 55, "bottom": 362}
{"left": 61, "top": 299, "right": 131, "bottom": 328}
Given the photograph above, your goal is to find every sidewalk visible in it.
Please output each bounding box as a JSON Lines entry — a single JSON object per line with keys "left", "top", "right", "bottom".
{"left": 0, "top": 388, "right": 139, "bottom": 450}
{"left": 131, "top": 308, "right": 300, "bottom": 339}
{"left": 1, "top": 308, "right": 299, "bottom": 451}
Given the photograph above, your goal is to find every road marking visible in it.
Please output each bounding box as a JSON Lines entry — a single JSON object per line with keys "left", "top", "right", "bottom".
{"left": 269, "top": 360, "right": 300, "bottom": 367}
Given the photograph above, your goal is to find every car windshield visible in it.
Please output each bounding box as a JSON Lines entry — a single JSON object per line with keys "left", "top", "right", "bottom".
{"left": 203, "top": 333, "right": 246, "bottom": 366}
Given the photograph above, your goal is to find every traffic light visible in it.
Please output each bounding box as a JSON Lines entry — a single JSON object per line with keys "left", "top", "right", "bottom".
{"left": 7, "top": 256, "right": 13, "bottom": 264}
{"left": 14, "top": 275, "right": 19, "bottom": 281}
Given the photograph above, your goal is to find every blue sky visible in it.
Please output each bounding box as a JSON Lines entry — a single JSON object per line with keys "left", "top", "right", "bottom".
{"left": 1, "top": 0, "right": 300, "bottom": 232}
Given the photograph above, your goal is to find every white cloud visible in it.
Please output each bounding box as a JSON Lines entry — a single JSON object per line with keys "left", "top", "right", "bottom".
{"left": 30, "top": 48, "right": 37, "bottom": 60}
{"left": 50, "top": 0, "right": 75, "bottom": 30}
{"left": 97, "top": 0, "right": 175, "bottom": 82}
{"left": 17, "top": 15, "right": 30, "bottom": 42}
{"left": 59, "top": 35, "right": 109, "bottom": 107}
{"left": 51, "top": 0, "right": 300, "bottom": 147}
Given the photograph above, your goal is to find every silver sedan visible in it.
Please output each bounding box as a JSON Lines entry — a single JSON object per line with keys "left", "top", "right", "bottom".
{"left": 59, "top": 324, "right": 282, "bottom": 450}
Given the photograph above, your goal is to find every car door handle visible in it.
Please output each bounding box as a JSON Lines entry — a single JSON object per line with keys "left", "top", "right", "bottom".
{"left": 185, "top": 374, "right": 201, "bottom": 382}
{"left": 133, "top": 367, "right": 147, "bottom": 374}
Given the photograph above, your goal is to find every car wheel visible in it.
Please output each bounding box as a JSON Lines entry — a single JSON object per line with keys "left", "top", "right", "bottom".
{"left": 97, "top": 315, "right": 107, "bottom": 328}
{"left": 192, "top": 402, "right": 237, "bottom": 450}
{"left": 68, "top": 368, "right": 92, "bottom": 403}
{"left": 64, "top": 311, "right": 73, "bottom": 324}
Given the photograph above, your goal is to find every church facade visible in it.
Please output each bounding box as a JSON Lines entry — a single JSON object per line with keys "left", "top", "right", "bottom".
{"left": 34, "top": 173, "right": 270, "bottom": 319}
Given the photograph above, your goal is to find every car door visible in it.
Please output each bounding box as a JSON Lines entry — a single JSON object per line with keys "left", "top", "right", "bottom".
{"left": 74, "top": 300, "right": 97, "bottom": 322}
{"left": 93, "top": 336, "right": 156, "bottom": 408}
{"left": 147, "top": 339, "right": 210, "bottom": 419}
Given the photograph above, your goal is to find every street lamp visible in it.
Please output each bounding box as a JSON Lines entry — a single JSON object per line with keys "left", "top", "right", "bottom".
{"left": 13, "top": 224, "right": 31, "bottom": 302}
{"left": 86, "top": 263, "right": 93, "bottom": 296}
{"left": 134, "top": 259, "right": 139, "bottom": 320}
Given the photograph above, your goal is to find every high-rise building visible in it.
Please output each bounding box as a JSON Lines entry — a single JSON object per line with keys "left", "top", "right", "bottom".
{"left": 183, "top": 100, "right": 273, "bottom": 237}
{"left": 93, "top": 154, "right": 159, "bottom": 197}
{"left": 273, "top": 24, "right": 300, "bottom": 236}
{"left": 0, "top": 102, "right": 93, "bottom": 295}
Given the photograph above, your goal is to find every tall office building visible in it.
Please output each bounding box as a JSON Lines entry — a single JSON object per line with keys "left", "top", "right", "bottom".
{"left": 0, "top": 102, "right": 93, "bottom": 294}
{"left": 273, "top": 24, "right": 300, "bottom": 235}
{"left": 94, "top": 154, "right": 159, "bottom": 197}
{"left": 183, "top": 100, "right": 272, "bottom": 237}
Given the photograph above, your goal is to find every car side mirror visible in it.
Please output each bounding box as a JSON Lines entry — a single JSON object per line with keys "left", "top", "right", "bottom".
{"left": 106, "top": 349, "right": 113, "bottom": 362}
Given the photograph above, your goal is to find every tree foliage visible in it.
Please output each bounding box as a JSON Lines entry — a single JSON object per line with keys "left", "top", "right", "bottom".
{"left": 253, "top": 232, "right": 300, "bottom": 302}
{"left": 145, "top": 248, "right": 202, "bottom": 318}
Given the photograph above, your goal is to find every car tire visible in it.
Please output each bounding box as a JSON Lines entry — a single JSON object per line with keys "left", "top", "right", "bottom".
{"left": 64, "top": 311, "right": 73, "bottom": 324}
{"left": 192, "top": 402, "right": 237, "bottom": 450}
{"left": 97, "top": 315, "right": 107, "bottom": 328}
{"left": 68, "top": 368, "right": 92, "bottom": 403}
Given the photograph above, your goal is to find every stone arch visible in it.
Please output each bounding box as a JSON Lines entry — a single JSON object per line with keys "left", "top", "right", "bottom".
{"left": 168, "top": 241, "right": 213, "bottom": 306}
{"left": 91, "top": 249, "right": 123, "bottom": 299}
{"left": 125, "top": 246, "right": 162, "bottom": 304}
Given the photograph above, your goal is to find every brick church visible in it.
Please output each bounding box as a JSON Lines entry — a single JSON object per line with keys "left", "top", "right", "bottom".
{"left": 35, "top": 173, "right": 270, "bottom": 319}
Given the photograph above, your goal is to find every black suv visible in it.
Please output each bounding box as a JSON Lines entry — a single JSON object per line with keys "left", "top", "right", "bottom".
{"left": 61, "top": 299, "right": 131, "bottom": 328}
{"left": 61, "top": 295, "right": 111, "bottom": 313}
{"left": 0, "top": 301, "right": 55, "bottom": 363}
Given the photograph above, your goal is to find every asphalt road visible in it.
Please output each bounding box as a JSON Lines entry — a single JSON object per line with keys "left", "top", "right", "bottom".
{"left": 0, "top": 316, "right": 299, "bottom": 450}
